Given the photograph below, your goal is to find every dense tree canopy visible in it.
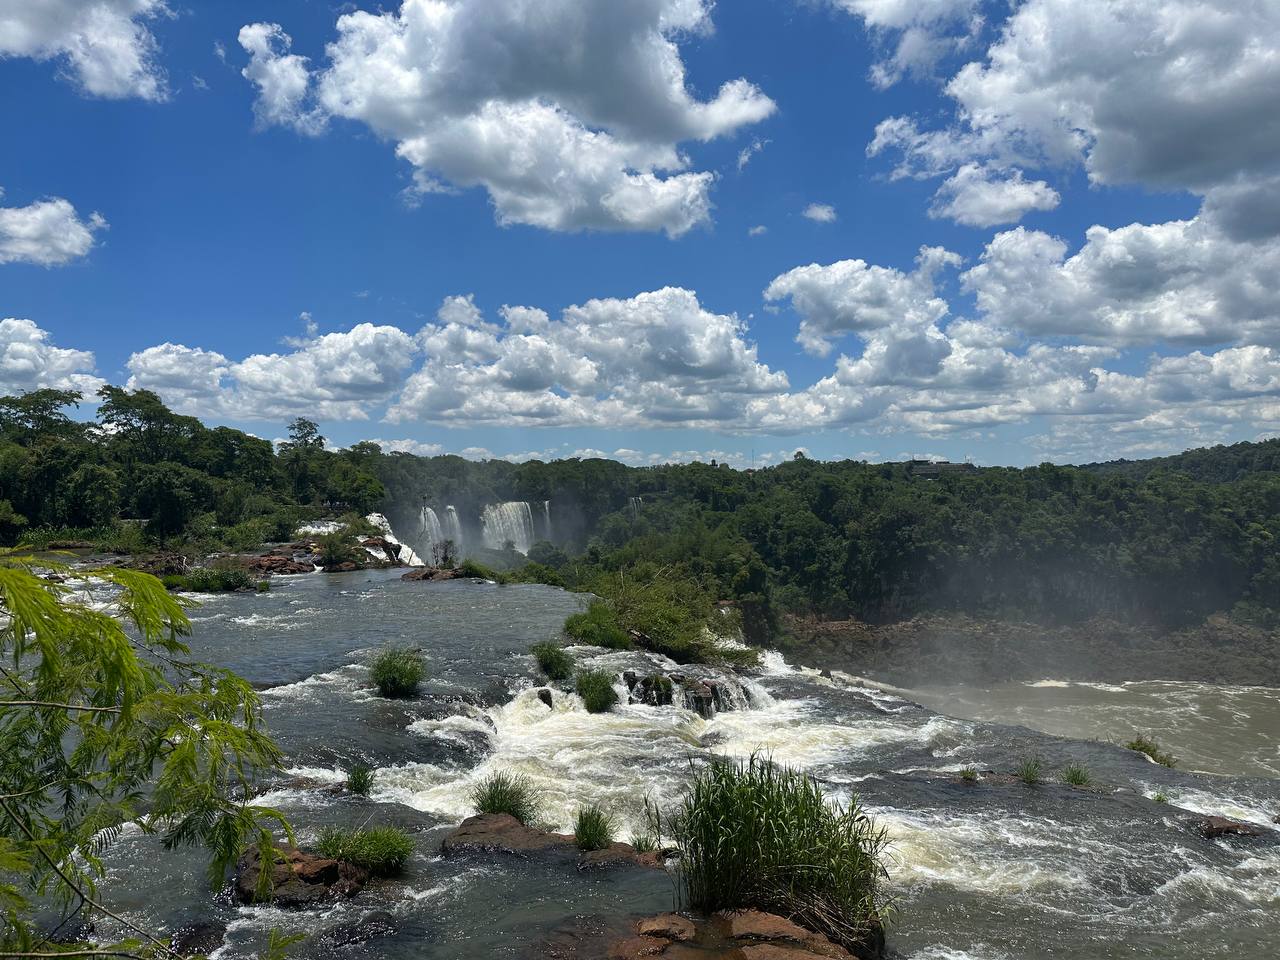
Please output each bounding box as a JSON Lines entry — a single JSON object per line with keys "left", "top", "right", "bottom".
{"left": 1, "top": 386, "right": 1276, "bottom": 631}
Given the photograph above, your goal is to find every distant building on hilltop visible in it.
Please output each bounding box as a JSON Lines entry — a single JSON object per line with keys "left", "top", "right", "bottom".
{"left": 908, "top": 458, "right": 977, "bottom": 478}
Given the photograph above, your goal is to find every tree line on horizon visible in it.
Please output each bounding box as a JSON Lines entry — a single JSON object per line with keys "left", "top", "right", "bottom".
{"left": 2, "top": 386, "right": 1277, "bottom": 631}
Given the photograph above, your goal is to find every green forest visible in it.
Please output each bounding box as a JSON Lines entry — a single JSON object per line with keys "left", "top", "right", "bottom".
{"left": 4, "top": 387, "right": 1279, "bottom": 636}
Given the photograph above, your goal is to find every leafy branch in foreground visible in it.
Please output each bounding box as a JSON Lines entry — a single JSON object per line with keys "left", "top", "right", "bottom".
{"left": 0, "top": 552, "right": 291, "bottom": 958}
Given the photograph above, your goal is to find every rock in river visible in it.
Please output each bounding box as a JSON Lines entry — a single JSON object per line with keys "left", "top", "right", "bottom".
{"left": 234, "top": 845, "right": 368, "bottom": 907}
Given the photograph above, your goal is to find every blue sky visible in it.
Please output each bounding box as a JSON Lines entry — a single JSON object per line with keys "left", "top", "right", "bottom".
{"left": 1, "top": 0, "right": 1276, "bottom": 467}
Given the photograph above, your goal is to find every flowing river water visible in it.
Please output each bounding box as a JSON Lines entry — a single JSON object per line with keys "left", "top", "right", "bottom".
{"left": 88, "top": 570, "right": 1280, "bottom": 959}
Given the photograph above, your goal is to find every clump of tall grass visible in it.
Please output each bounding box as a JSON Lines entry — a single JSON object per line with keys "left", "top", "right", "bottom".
{"left": 163, "top": 566, "right": 265, "bottom": 593}
{"left": 1015, "top": 756, "right": 1044, "bottom": 785}
{"left": 660, "top": 755, "right": 888, "bottom": 953}
{"left": 1061, "top": 763, "right": 1092, "bottom": 786}
{"left": 959, "top": 766, "right": 978, "bottom": 783}
{"left": 575, "top": 669, "right": 619, "bottom": 713}
{"left": 1125, "top": 734, "right": 1177, "bottom": 768}
{"left": 316, "top": 825, "right": 413, "bottom": 876}
{"left": 573, "top": 804, "right": 616, "bottom": 852}
{"left": 529, "top": 642, "right": 573, "bottom": 682}
{"left": 564, "top": 601, "right": 632, "bottom": 649}
{"left": 347, "top": 765, "right": 375, "bottom": 796}
{"left": 369, "top": 647, "right": 424, "bottom": 698}
{"left": 470, "top": 771, "right": 542, "bottom": 825}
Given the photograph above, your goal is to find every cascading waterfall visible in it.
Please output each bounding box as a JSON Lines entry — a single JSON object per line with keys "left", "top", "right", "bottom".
{"left": 417, "top": 506, "right": 445, "bottom": 562}
{"left": 542, "top": 500, "right": 552, "bottom": 542}
{"left": 629, "top": 495, "right": 643, "bottom": 517}
{"left": 482, "top": 501, "right": 536, "bottom": 554}
{"left": 444, "top": 505, "right": 464, "bottom": 555}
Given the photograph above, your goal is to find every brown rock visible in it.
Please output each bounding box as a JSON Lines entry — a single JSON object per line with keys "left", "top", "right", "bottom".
{"left": 738, "top": 946, "right": 831, "bottom": 960}
{"left": 715, "top": 911, "right": 854, "bottom": 959}
{"left": 1200, "top": 816, "right": 1265, "bottom": 839}
{"left": 401, "top": 566, "right": 463, "bottom": 581}
{"left": 637, "top": 915, "right": 695, "bottom": 942}
{"left": 440, "top": 813, "right": 574, "bottom": 857}
{"left": 234, "top": 846, "right": 367, "bottom": 907}
{"left": 577, "top": 842, "right": 665, "bottom": 871}
{"left": 608, "top": 935, "right": 668, "bottom": 958}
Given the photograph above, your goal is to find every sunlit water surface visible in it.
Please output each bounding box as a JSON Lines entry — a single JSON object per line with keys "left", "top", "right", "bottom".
{"left": 84, "top": 571, "right": 1280, "bottom": 959}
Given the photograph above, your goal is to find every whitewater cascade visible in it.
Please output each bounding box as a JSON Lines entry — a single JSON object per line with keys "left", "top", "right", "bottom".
{"left": 542, "top": 500, "right": 552, "bottom": 542}
{"left": 444, "top": 505, "right": 465, "bottom": 555}
{"left": 417, "top": 506, "right": 448, "bottom": 564}
{"left": 629, "top": 495, "right": 642, "bottom": 517}
{"left": 482, "top": 501, "right": 536, "bottom": 554}
{"left": 366, "top": 513, "right": 424, "bottom": 566}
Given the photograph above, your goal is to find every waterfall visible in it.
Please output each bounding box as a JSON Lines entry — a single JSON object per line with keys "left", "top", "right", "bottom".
{"left": 630, "top": 495, "right": 643, "bottom": 517}
{"left": 482, "top": 501, "right": 536, "bottom": 554}
{"left": 542, "top": 500, "right": 552, "bottom": 542}
{"left": 417, "top": 506, "right": 445, "bottom": 561}
{"left": 444, "top": 505, "right": 465, "bottom": 555}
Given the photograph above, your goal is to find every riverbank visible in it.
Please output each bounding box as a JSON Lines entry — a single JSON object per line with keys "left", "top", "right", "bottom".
{"left": 778, "top": 612, "right": 1280, "bottom": 686}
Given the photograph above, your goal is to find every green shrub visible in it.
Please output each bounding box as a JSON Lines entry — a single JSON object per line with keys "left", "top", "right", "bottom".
{"left": 457, "top": 558, "right": 503, "bottom": 581}
{"left": 470, "top": 771, "right": 541, "bottom": 824}
{"left": 959, "top": 766, "right": 978, "bottom": 783}
{"left": 629, "top": 830, "right": 658, "bottom": 854}
{"left": 573, "top": 804, "right": 616, "bottom": 852}
{"left": 575, "top": 669, "right": 619, "bottom": 713}
{"left": 317, "top": 530, "right": 360, "bottom": 567}
{"left": 1015, "top": 756, "right": 1044, "bottom": 785}
{"left": 369, "top": 647, "right": 424, "bottom": 698}
{"left": 316, "top": 826, "right": 413, "bottom": 876}
{"left": 1125, "top": 735, "right": 1177, "bottom": 768}
{"left": 584, "top": 570, "right": 759, "bottom": 667}
{"left": 1061, "top": 763, "right": 1092, "bottom": 786}
{"left": 1153, "top": 791, "right": 1169, "bottom": 804}
{"left": 662, "top": 755, "right": 887, "bottom": 953}
{"left": 564, "top": 601, "right": 631, "bottom": 649}
{"left": 506, "top": 562, "right": 566, "bottom": 588}
{"left": 168, "top": 566, "right": 262, "bottom": 593}
{"left": 530, "top": 642, "right": 573, "bottom": 683}
{"left": 347, "top": 766, "right": 375, "bottom": 796}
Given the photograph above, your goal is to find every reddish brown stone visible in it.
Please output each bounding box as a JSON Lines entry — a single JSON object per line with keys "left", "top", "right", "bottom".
{"left": 637, "top": 915, "right": 695, "bottom": 942}
{"left": 607, "top": 935, "right": 668, "bottom": 958}
{"left": 1200, "top": 816, "right": 1265, "bottom": 838}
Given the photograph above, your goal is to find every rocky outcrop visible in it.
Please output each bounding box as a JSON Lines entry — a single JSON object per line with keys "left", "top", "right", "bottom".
{"left": 440, "top": 813, "right": 663, "bottom": 870}
{"left": 169, "top": 921, "right": 227, "bottom": 955}
{"left": 623, "top": 672, "right": 674, "bottom": 707}
{"left": 319, "top": 910, "right": 398, "bottom": 948}
{"left": 604, "top": 910, "right": 882, "bottom": 960}
{"left": 245, "top": 553, "right": 316, "bottom": 575}
{"left": 1199, "top": 816, "right": 1266, "bottom": 839}
{"left": 441, "top": 813, "right": 572, "bottom": 857}
{"left": 401, "top": 566, "right": 467, "bottom": 582}
{"left": 360, "top": 536, "right": 402, "bottom": 564}
{"left": 234, "top": 845, "right": 368, "bottom": 907}
{"left": 537, "top": 688, "right": 555, "bottom": 708}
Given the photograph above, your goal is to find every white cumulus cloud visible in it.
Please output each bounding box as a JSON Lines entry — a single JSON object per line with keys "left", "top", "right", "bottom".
{"left": 0, "top": 318, "right": 102, "bottom": 394}
{"left": 237, "top": 1, "right": 775, "bottom": 236}
{"left": 0, "top": 189, "right": 107, "bottom": 266}
{"left": 929, "top": 164, "right": 1059, "bottom": 227}
{"left": 0, "top": 0, "right": 170, "bottom": 100}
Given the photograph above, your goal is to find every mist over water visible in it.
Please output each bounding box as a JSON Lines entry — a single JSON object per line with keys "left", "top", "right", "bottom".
{"left": 88, "top": 573, "right": 1280, "bottom": 959}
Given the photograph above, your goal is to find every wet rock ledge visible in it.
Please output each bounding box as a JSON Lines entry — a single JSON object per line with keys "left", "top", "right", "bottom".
{"left": 605, "top": 909, "right": 883, "bottom": 960}
{"left": 441, "top": 813, "right": 665, "bottom": 870}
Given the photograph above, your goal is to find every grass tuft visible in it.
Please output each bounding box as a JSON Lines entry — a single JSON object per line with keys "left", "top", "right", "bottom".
{"left": 959, "top": 766, "right": 978, "bottom": 783}
{"left": 1015, "top": 756, "right": 1044, "bottom": 785}
{"left": 573, "top": 804, "right": 616, "bottom": 852}
{"left": 1061, "top": 763, "right": 1092, "bottom": 787}
{"left": 1153, "top": 791, "right": 1169, "bottom": 804}
{"left": 575, "top": 669, "right": 619, "bottom": 713}
{"left": 316, "top": 825, "right": 413, "bottom": 876}
{"left": 529, "top": 642, "right": 573, "bottom": 683}
{"left": 470, "top": 771, "right": 542, "bottom": 824}
{"left": 347, "top": 765, "right": 375, "bottom": 796}
{"left": 370, "top": 647, "right": 424, "bottom": 698}
{"left": 564, "top": 601, "right": 632, "bottom": 649}
{"left": 660, "top": 754, "right": 887, "bottom": 954}
{"left": 1125, "top": 734, "right": 1178, "bottom": 768}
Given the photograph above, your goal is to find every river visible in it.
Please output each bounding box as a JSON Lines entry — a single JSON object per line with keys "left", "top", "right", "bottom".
{"left": 88, "top": 570, "right": 1280, "bottom": 959}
